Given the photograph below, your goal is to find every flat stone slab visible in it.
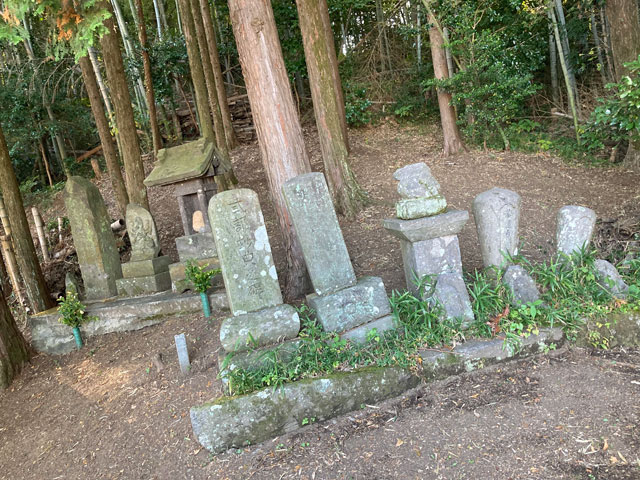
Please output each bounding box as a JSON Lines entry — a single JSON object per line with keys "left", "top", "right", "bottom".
{"left": 401, "top": 235, "right": 462, "bottom": 293}
{"left": 144, "top": 137, "right": 215, "bottom": 187}
{"left": 283, "top": 173, "right": 356, "bottom": 296}
{"left": 594, "top": 259, "right": 629, "bottom": 299}
{"left": 169, "top": 258, "right": 222, "bottom": 293}
{"left": 396, "top": 196, "right": 447, "bottom": 220}
{"left": 340, "top": 315, "right": 395, "bottom": 344}
{"left": 220, "top": 304, "right": 300, "bottom": 353}
{"left": 192, "top": 328, "right": 564, "bottom": 454}
{"left": 29, "top": 290, "right": 228, "bottom": 355}
{"left": 116, "top": 271, "right": 172, "bottom": 296}
{"left": 122, "top": 256, "right": 171, "bottom": 278}
{"left": 382, "top": 210, "right": 469, "bottom": 242}
{"left": 176, "top": 233, "right": 217, "bottom": 262}
{"left": 556, "top": 205, "right": 597, "bottom": 256}
{"left": 503, "top": 265, "right": 540, "bottom": 306}
{"left": 308, "top": 276, "right": 391, "bottom": 333}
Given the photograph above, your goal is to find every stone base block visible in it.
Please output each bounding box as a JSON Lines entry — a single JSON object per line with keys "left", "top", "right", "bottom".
{"left": 176, "top": 233, "right": 217, "bottom": 262}
{"left": 122, "top": 256, "right": 171, "bottom": 278}
{"left": 308, "top": 276, "right": 391, "bottom": 333}
{"left": 218, "top": 339, "right": 301, "bottom": 377}
{"left": 503, "top": 265, "right": 541, "bottom": 306}
{"left": 594, "top": 259, "right": 629, "bottom": 299}
{"left": 169, "top": 258, "right": 222, "bottom": 293}
{"left": 340, "top": 315, "right": 395, "bottom": 344}
{"left": 116, "top": 271, "right": 171, "bottom": 296}
{"left": 220, "top": 304, "right": 300, "bottom": 353}
{"left": 401, "top": 235, "right": 463, "bottom": 294}
{"left": 426, "top": 273, "right": 474, "bottom": 327}
{"left": 383, "top": 210, "right": 469, "bottom": 242}
{"left": 396, "top": 195, "right": 446, "bottom": 220}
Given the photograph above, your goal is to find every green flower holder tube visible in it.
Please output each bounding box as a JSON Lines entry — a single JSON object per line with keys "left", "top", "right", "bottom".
{"left": 72, "top": 326, "right": 83, "bottom": 349}
{"left": 200, "top": 292, "right": 211, "bottom": 318}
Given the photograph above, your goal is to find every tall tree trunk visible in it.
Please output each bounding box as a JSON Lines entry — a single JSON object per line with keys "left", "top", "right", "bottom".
{"left": 0, "top": 123, "right": 54, "bottom": 313}
{"left": 229, "top": 0, "right": 312, "bottom": 299}
{"left": 606, "top": 0, "right": 640, "bottom": 170}
{"left": 189, "top": 0, "right": 226, "bottom": 154}
{"left": 591, "top": 11, "right": 609, "bottom": 85}
{"left": 45, "top": 105, "right": 69, "bottom": 174}
{"left": 176, "top": 0, "right": 214, "bottom": 140}
{"left": 135, "top": 0, "right": 163, "bottom": 155}
{"left": 199, "top": 0, "right": 238, "bottom": 150}
{"left": 79, "top": 55, "right": 130, "bottom": 216}
{"left": 99, "top": 1, "right": 149, "bottom": 210}
{"left": 600, "top": 7, "right": 616, "bottom": 83}
{"left": 427, "top": 13, "right": 465, "bottom": 156}
{"left": 296, "top": 0, "right": 366, "bottom": 217}
{"left": 549, "top": 25, "right": 559, "bottom": 106}
{"left": 554, "top": 0, "right": 580, "bottom": 117}
{"left": 88, "top": 47, "right": 114, "bottom": 117}
{"left": 0, "top": 291, "right": 29, "bottom": 390}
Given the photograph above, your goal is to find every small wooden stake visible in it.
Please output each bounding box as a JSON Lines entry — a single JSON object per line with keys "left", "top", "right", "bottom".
{"left": 31, "top": 207, "right": 50, "bottom": 262}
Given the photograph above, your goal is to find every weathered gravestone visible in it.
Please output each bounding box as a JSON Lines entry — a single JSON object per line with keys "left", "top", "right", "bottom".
{"left": 283, "top": 173, "right": 394, "bottom": 340}
{"left": 64, "top": 176, "right": 122, "bottom": 300}
{"left": 556, "top": 205, "right": 597, "bottom": 257}
{"left": 116, "top": 204, "right": 171, "bottom": 296}
{"left": 393, "top": 163, "right": 447, "bottom": 220}
{"left": 503, "top": 265, "right": 540, "bottom": 306}
{"left": 594, "top": 259, "right": 629, "bottom": 299}
{"left": 473, "top": 188, "right": 521, "bottom": 269}
{"left": 209, "top": 189, "right": 299, "bottom": 374}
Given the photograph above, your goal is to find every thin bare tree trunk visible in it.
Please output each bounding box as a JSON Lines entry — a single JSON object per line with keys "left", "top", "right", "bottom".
{"left": 0, "top": 290, "right": 30, "bottom": 390}
{"left": 79, "top": 55, "right": 129, "bottom": 216}
{"left": 554, "top": 0, "right": 580, "bottom": 117}
{"left": 591, "top": 11, "right": 608, "bottom": 85}
{"left": 229, "top": 0, "right": 312, "bottom": 299}
{"left": 549, "top": 26, "right": 559, "bottom": 106}
{"left": 296, "top": 0, "right": 366, "bottom": 217}
{"left": 31, "top": 207, "right": 49, "bottom": 262}
{"left": 99, "top": 1, "right": 149, "bottom": 210}
{"left": 38, "top": 138, "right": 54, "bottom": 187}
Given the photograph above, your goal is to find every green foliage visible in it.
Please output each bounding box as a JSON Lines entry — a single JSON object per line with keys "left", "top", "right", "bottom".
{"left": 184, "top": 261, "right": 220, "bottom": 294}
{"left": 57, "top": 290, "right": 95, "bottom": 328}
{"left": 344, "top": 83, "right": 373, "bottom": 126}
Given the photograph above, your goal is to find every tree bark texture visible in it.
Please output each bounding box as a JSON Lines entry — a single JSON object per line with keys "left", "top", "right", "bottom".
{"left": 229, "top": 0, "right": 312, "bottom": 299}
{"left": 296, "top": 0, "right": 366, "bottom": 217}
{"left": 79, "top": 55, "right": 129, "bottom": 216}
{"left": 606, "top": 0, "right": 640, "bottom": 81}
{"left": 135, "top": 0, "right": 163, "bottom": 155}
{"left": 427, "top": 14, "right": 465, "bottom": 156}
{"left": 0, "top": 124, "right": 54, "bottom": 313}
{"left": 176, "top": 0, "right": 214, "bottom": 141}
{"left": 199, "top": 0, "right": 238, "bottom": 150}
{"left": 0, "top": 290, "right": 29, "bottom": 389}
{"left": 99, "top": 1, "right": 149, "bottom": 210}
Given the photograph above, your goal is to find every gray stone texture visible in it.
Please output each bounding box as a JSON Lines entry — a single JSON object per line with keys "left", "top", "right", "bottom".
{"left": 176, "top": 233, "right": 217, "bottom": 262}
{"left": 220, "top": 304, "right": 300, "bottom": 353}
{"left": 393, "top": 162, "right": 441, "bottom": 198}
{"left": 122, "top": 256, "right": 171, "bottom": 278}
{"left": 209, "top": 189, "right": 282, "bottom": 315}
{"left": 401, "top": 235, "right": 462, "bottom": 294}
{"left": 473, "top": 188, "right": 521, "bottom": 269}
{"left": 282, "top": 173, "right": 356, "bottom": 296}
{"left": 169, "top": 258, "right": 222, "bottom": 293}
{"left": 218, "top": 339, "right": 301, "bottom": 379}
{"left": 594, "top": 259, "right": 629, "bottom": 299}
{"left": 29, "top": 290, "right": 229, "bottom": 354}
{"left": 556, "top": 205, "right": 597, "bottom": 256}
{"left": 126, "top": 204, "right": 161, "bottom": 261}
{"left": 116, "top": 271, "right": 172, "bottom": 296}
{"left": 307, "top": 276, "right": 391, "bottom": 333}
{"left": 175, "top": 333, "right": 190, "bottom": 374}
{"left": 396, "top": 196, "right": 447, "bottom": 220}
{"left": 64, "top": 176, "right": 122, "bottom": 300}
{"left": 383, "top": 210, "right": 468, "bottom": 242}
{"left": 340, "top": 315, "right": 395, "bottom": 344}
{"left": 503, "top": 265, "right": 541, "bottom": 306}
{"left": 65, "top": 273, "right": 81, "bottom": 298}
{"left": 427, "top": 273, "right": 474, "bottom": 326}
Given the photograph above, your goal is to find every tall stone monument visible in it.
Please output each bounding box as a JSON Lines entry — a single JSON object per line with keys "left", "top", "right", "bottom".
{"left": 284, "top": 173, "right": 395, "bottom": 342}
{"left": 64, "top": 176, "right": 122, "bottom": 300}
{"left": 383, "top": 163, "right": 473, "bottom": 326}
{"left": 116, "top": 204, "right": 171, "bottom": 296}
{"left": 556, "top": 205, "right": 597, "bottom": 256}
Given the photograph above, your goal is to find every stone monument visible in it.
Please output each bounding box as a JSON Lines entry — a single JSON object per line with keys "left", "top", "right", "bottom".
{"left": 556, "top": 205, "right": 597, "bottom": 256}
{"left": 383, "top": 163, "right": 473, "bottom": 326}
{"left": 64, "top": 176, "right": 122, "bottom": 300}
{"left": 116, "top": 204, "right": 171, "bottom": 296}
{"left": 284, "top": 173, "right": 394, "bottom": 342}
{"left": 144, "top": 138, "right": 222, "bottom": 293}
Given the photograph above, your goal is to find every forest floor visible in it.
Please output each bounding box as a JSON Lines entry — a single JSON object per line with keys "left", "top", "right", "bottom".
{"left": 1, "top": 121, "right": 639, "bottom": 479}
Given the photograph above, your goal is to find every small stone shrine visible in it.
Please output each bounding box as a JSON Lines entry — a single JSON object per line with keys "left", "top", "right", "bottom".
{"left": 116, "top": 204, "right": 171, "bottom": 296}
{"left": 383, "top": 163, "right": 473, "bottom": 326}
{"left": 143, "top": 138, "right": 222, "bottom": 292}
{"left": 64, "top": 176, "right": 122, "bottom": 300}
{"left": 284, "top": 173, "right": 394, "bottom": 342}
{"left": 208, "top": 189, "right": 300, "bottom": 382}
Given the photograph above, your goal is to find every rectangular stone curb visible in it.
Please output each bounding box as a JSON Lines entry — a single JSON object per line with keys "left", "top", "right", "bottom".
{"left": 340, "top": 315, "right": 396, "bottom": 344}
{"left": 116, "top": 271, "right": 172, "bottom": 296}
{"left": 29, "top": 290, "right": 228, "bottom": 355}
{"left": 192, "top": 327, "right": 564, "bottom": 454}
{"left": 122, "top": 256, "right": 171, "bottom": 278}
{"left": 382, "top": 210, "right": 469, "bottom": 242}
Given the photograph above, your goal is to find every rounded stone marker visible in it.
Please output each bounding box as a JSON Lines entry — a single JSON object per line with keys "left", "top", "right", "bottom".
{"left": 556, "top": 205, "right": 596, "bottom": 257}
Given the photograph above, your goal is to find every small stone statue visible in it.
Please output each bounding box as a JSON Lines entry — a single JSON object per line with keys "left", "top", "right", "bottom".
{"left": 393, "top": 162, "right": 447, "bottom": 219}
{"left": 126, "top": 204, "right": 161, "bottom": 262}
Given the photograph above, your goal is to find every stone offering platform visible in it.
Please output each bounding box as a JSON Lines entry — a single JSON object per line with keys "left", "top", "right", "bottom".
{"left": 29, "top": 290, "right": 228, "bottom": 355}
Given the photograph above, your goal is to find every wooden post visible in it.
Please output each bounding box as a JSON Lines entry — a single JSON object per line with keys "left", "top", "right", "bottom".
{"left": 31, "top": 207, "right": 50, "bottom": 262}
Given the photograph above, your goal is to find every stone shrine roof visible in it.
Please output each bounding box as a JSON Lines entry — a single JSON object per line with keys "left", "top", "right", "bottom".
{"left": 144, "top": 138, "right": 218, "bottom": 187}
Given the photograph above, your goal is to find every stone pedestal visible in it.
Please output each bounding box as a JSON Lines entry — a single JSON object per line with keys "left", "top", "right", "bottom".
{"left": 169, "top": 232, "right": 220, "bottom": 293}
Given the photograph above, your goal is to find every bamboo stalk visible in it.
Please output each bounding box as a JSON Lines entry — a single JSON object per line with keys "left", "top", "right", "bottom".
{"left": 31, "top": 207, "right": 50, "bottom": 262}
{"left": 58, "top": 217, "right": 63, "bottom": 244}
{"left": 0, "top": 235, "right": 25, "bottom": 305}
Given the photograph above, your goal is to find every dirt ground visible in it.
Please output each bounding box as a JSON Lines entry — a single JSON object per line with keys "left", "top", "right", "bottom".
{"left": 2, "top": 122, "right": 640, "bottom": 479}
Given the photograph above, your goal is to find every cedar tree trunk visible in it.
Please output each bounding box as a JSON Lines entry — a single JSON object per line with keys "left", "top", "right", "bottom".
{"left": 296, "top": 0, "right": 366, "bottom": 217}
{"left": 229, "top": 0, "right": 312, "bottom": 299}
{"left": 0, "top": 291, "right": 29, "bottom": 389}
